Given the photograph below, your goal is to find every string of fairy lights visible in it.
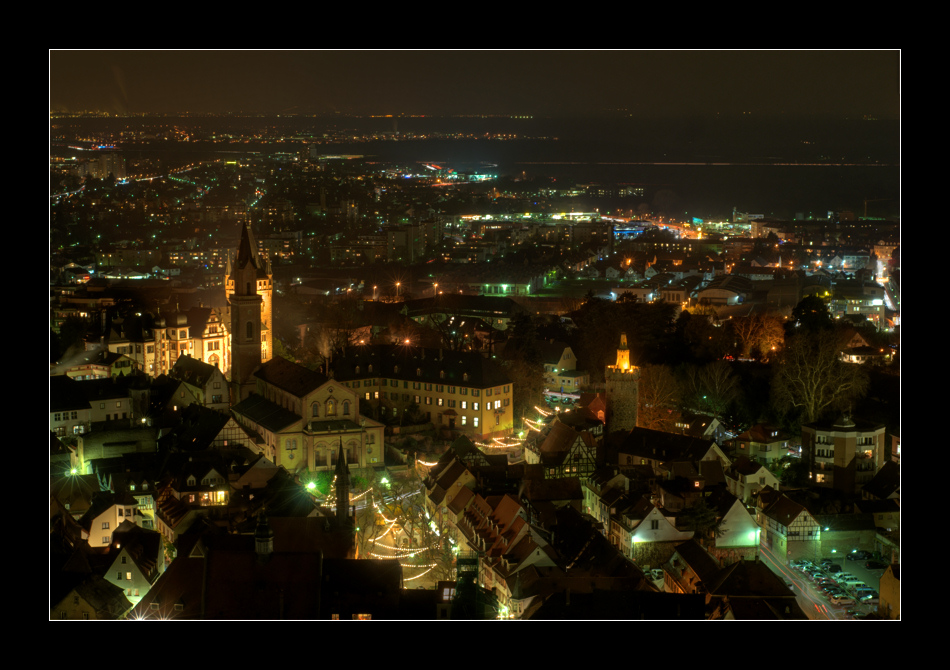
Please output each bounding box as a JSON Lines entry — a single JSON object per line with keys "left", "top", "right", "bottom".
{"left": 304, "top": 402, "right": 562, "bottom": 582}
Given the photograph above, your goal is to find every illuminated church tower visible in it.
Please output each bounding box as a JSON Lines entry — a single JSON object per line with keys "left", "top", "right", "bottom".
{"left": 225, "top": 222, "right": 273, "bottom": 402}
{"left": 605, "top": 332, "right": 640, "bottom": 433}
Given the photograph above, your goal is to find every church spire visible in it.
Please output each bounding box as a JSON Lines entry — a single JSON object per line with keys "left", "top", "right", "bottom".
{"left": 236, "top": 221, "right": 263, "bottom": 271}
{"left": 335, "top": 439, "right": 350, "bottom": 528}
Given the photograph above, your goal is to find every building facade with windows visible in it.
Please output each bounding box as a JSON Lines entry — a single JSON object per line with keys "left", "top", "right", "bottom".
{"left": 759, "top": 495, "right": 820, "bottom": 564}
{"left": 802, "top": 415, "right": 886, "bottom": 494}
{"left": 328, "top": 344, "right": 514, "bottom": 440}
{"left": 105, "top": 306, "right": 231, "bottom": 378}
{"left": 231, "top": 357, "right": 385, "bottom": 473}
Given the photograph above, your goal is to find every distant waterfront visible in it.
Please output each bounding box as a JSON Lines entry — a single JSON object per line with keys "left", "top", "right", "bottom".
{"left": 51, "top": 115, "right": 900, "bottom": 220}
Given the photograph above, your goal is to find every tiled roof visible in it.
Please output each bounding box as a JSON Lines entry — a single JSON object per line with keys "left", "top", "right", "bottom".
{"left": 328, "top": 344, "right": 511, "bottom": 388}
{"left": 170, "top": 355, "right": 220, "bottom": 387}
{"left": 50, "top": 375, "right": 91, "bottom": 413}
{"left": 673, "top": 539, "right": 722, "bottom": 583}
{"left": 231, "top": 393, "right": 301, "bottom": 433}
{"left": 762, "top": 495, "right": 806, "bottom": 527}
{"left": 253, "top": 357, "right": 329, "bottom": 398}
{"left": 707, "top": 559, "right": 797, "bottom": 599}
{"left": 619, "top": 428, "right": 717, "bottom": 462}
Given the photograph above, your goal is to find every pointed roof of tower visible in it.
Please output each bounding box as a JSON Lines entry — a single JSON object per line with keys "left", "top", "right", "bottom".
{"left": 335, "top": 439, "right": 348, "bottom": 479}
{"left": 237, "top": 222, "right": 261, "bottom": 269}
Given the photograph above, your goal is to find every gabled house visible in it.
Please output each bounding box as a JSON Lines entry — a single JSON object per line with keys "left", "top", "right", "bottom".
{"left": 104, "top": 521, "right": 165, "bottom": 606}
{"left": 610, "top": 496, "right": 693, "bottom": 566}
{"left": 169, "top": 354, "right": 229, "bottom": 412}
{"left": 51, "top": 574, "right": 133, "bottom": 620}
{"left": 616, "top": 427, "right": 732, "bottom": 478}
{"left": 78, "top": 491, "right": 143, "bottom": 549}
{"left": 130, "top": 514, "right": 405, "bottom": 619}
{"left": 674, "top": 412, "right": 726, "bottom": 444}
{"left": 879, "top": 564, "right": 899, "bottom": 619}
{"left": 529, "top": 418, "right": 598, "bottom": 480}
{"left": 705, "top": 558, "right": 806, "bottom": 620}
{"left": 704, "top": 489, "right": 761, "bottom": 563}
{"left": 725, "top": 455, "right": 780, "bottom": 503}
{"left": 730, "top": 423, "right": 792, "bottom": 467}
{"left": 663, "top": 538, "right": 722, "bottom": 595}
{"left": 425, "top": 456, "right": 477, "bottom": 530}
{"left": 50, "top": 375, "right": 92, "bottom": 438}
{"left": 759, "top": 494, "right": 820, "bottom": 564}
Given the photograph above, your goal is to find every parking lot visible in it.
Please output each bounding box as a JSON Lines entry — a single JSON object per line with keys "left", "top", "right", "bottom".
{"left": 786, "top": 551, "right": 885, "bottom": 619}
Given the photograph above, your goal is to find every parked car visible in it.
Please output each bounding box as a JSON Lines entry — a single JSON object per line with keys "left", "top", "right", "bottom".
{"left": 846, "top": 550, "right": 872, "bottom": 561}
{"left": 830, "top": 596, "right": 856, "bottom": 606}
{"left": 865, "top": 560, "right": 888, "bottom": 570}
{"left": 835, "top": 573, "right": 858, "bottom": 583}
{"left": 825, "top": 564, "right": 843, "bottom": 574}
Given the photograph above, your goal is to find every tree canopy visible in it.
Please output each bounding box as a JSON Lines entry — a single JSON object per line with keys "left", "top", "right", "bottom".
{"left": 771, "top": 330, "right": 869, "bottom": 424}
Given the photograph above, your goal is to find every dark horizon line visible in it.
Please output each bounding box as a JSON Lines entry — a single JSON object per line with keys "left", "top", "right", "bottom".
{"left": 50, "top": 110, "right": 900, "bottom": 122}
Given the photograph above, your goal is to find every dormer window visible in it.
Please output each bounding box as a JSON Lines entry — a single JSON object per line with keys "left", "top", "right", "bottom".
{"left": 394, "top": 365, "right": 400, "bottom": 374}
{"left": 368, "top": 365, "right": 373, "bottom": 374}
{"left": 355, "top": 366, "right": 360, "bottom": 375}
{"left": 463, "top": 373, "right": 469, "bottom": 382}
{"left": 187, "top": 476, "right": 196, "bottom": 486}
{"left": 440, "top": 371, "right": 445, "bottom": 380}
{"left": 417, "top": 368, "right": 422, "bottom": 376}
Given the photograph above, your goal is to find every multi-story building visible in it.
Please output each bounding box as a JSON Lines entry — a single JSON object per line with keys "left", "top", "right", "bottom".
{"left": 758, "top": 494, "right": 820, "bottom": 564}
{"left": 829, "top": 280, "right": 887, "bottom": 330}
{"left": 328, "top": 344, "right": 514, "bottom": 439}
{"left": 169, "top": 355, "right": 229, "bottom": 413}
{"left": 730, "top": 424, "right": 793, "bottom": 467}
{"left": 801, "top": 415, "right": 886, "bottom": 494}
{"left": 105, "top": 306, "right": 230, "bottom": 378}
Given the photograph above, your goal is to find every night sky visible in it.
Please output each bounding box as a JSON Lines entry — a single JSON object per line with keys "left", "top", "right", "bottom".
{"left": 49, "top": 50, "right": 900, "bottom": 119}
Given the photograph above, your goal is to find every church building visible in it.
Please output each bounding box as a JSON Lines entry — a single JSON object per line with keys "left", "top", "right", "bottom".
{"left": 225, "top": 222, "right": 274, "bottom": 402}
